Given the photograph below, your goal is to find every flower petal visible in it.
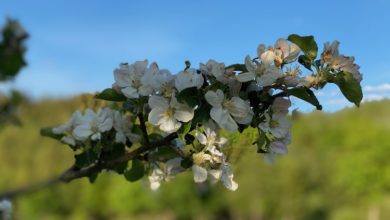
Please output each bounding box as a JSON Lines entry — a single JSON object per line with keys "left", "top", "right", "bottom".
{"left": 205, "top": 89, "right": 224, "bottom": 107}
{"left": 121, "top": 86, "right": 139, "bottom": 99}
{"left": 192, "top": 165, "right": 208, "bottom": 183}
{"left": 236, "top": 72, "right": 255, "bottom": 82}
{"left": 73, "top": 125, "right": 93, "bottom": 141}
{"left": 149, "top": 95, "right": 169, "bottom": 109}
{"left": 210, "top": 107, "right": 238, "bottom": 132}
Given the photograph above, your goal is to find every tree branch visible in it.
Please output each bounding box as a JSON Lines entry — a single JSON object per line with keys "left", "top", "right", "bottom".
{"left": 138, "top": 112, "right": 150, "bottom": 145}
{"left": 0, "top": 132, "right": 178, "bottom": 200}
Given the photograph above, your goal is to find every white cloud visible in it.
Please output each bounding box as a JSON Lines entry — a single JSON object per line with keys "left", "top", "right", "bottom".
{"left": 364, "top": 83, "right": 390, "bottom": 92}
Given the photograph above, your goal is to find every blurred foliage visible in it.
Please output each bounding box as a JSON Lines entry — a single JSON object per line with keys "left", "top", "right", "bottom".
{"left": 1, "top": 96, "right": 390, "bottom": 219}
{"left": 0, "top": 18, "right": 28, "bottom": 130}
{"left": 0, "top": 18, "right": 28, "bottom": 81}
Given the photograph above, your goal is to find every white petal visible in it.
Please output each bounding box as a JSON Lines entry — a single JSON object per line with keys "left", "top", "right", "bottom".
{"left": 174, "top": 108, "right": 194, "bottom": 122}
{"left": 192, "top": 165, "right": 208, "bottom": 183}
{"left": 284, "top": 43, "right": 301, "bottom": 63}
{"left": 205, "top": 90, "right": 224, "bottom": 107}
{"left": 210, "top": 107, "right": 237, "bottom": 132}
{"left": 221, "top": 164, "right": 238, "bottom": 191}
{"left": 196, "top": 131, "right": 208, "bottom": 145}
{"left": 73, "top": 125, "right": 93, "bottom": 141}
{"left": 98, "top": 118, "right": 113, "bottom": 132}
{"left": 257, "top": 44, "right": 266, "bottom": 58}
{"left": 61, "top": 136, "right": 76, "bottom": 146}
{"left": 209, "top": 169, "right": 222, "bottom": 181}
{"left": 159, "top": 116, "right": 181, "bottom": 133}
{"left": 149, "top": 95, "right": 169, "bottom": 109}
{"left": 121, "top": 86, "right": 139, "bottom": 99}
{"left": 261, "top": 51, "right": 275, "bottom": 64}
{"left": 236, "top": 72, "right": 255, "bottom": 82}
{"left": 114, "top": 66, "right": 131, "bottom": 87}
{"left": 275, "top": 38, "right": 290, "bottom": 58}
{"left": 244, "top": 55, "right": 256, "bottom": 73}
{"left": 269, "top": 141, "right": 288, "bottom": 155}
{"left": 148, "top": 108, "right": 166, "bottom": 126}
{"left": 91, "top": 132, "right": 101, "bottom": 141}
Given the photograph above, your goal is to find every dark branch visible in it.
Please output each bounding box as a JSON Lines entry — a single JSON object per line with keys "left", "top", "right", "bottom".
{"left": 0, "top": 132, "right": 178, "bottom": 200}
{"left": 138, "top": 112, "right": 150, "bottom": 145}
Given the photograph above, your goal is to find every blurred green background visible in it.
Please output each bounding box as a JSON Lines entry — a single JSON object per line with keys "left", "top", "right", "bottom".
{"left": 1, "top": 96, "right": 390, "bottom": 220}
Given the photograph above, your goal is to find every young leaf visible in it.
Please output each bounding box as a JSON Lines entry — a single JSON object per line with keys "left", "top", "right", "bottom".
{"left": 286, "top": 87, "right": 322, "bottom": 110}
{"left": 177, "top": 87, "right": 200, "bottom": 108}
{"left": 181, "top": 158, "right": 193, "bottom": 169}
{"left": 177, "top": 122, "right": 192, "bottom": 141}
{"left": 333, "top": 72, "right": 363, "bottom": 107}
{"left": 298, "top": 55, "right": 312, "bottom": 71}
{"left": 287, "top": 34, "right": 318, "bottom": 60}
{"left": 124, "top": 159, "right": 145, "bottom": 182}
{"left": 95, "top": 88, "right": 127, "bottom": 101}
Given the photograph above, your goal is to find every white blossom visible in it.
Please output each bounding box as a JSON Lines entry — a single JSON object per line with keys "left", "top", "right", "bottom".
{"left": 209, "top": 163, "right": 238, "bottom": 191}
{"left": 140, "top": 63, "right": 174, "bottom": 94}
{"left": 0, "top": 200, "right": 12, "bottom": 220}
{"left": 52, "top": 111, "right": 83, "bottom": 146}
{"left": 113, "top": 111, "right": 139, "bottom": 144}
{"left": 148, "top": 95, "right": 194, "bottom": 133}
{"left": 205, "top": 89, "right": 253, "bottom": 132}
{"left": 264, "top": 139, "right": 289, "bottom": 164}
{"left": 196, "top": 121, "right": 228, "bottom": 156}
{"left": 113, "top": 60, "right": 149, "bottom": 98}
{"left": 148, "top": 158, "right": 185, "bottom": 190}
{"left": 191, "top": 152, "right": 213, "bottom": 183}
{"left": 321, "top": 41, "right": 362, "bottom": 82}
{"left": 236, "top": 56, "right": 283, "bottom": 87}
{"left": 73, "top": 108, "right": 114, "bottom": 141}
{"left": 200, "top": 59, "right": 232, "bottom": 84}
{"left": 257, "top": 39, "right": 301, "bottom": 65}
{"left": 259, "top": 113, "right": 291, "bottom": 139}
{"left": 174, "top": 68, "right": 204, "bottom": 92}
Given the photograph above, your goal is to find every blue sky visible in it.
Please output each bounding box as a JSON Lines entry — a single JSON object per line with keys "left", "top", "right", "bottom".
{"left": 0, "top": 0, "right": 389, "bottom": 111}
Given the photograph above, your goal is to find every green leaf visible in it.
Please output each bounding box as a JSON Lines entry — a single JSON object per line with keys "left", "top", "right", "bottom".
{"left": 95, "top": 88, "right": 127, "bottom": 102}
{"left": 288, "top": 34, "right": 318, "bottom": 60}
{"left": 181, "top": 158, "right": 193, "bottom": 169}
{"left": 298, "top": 55, "right": 312, "bottom": 71}
{"left": 75, "top": 150, "right": 98, "bottom": 168}
{"left": 191, "top": 102, "right": 211, "bottom": 126}
{"left": 255, "top": 130, "right": 270, "bottom": 154}
{"left": 177, "top": 87, "right": 200, "bottom": 108}
{"left": 177, "top": 122, "right": 192, "bottom": 141}
{"left": 40, "top": 127, "right": 64, "bottom": 140}
{"left": 225, "top": 64, "right": 247, "bottom": 72}
{"left": 148, "top": 133, "right": 164, "bottom": 142}
{"left": 333, "top": 72, "right": 363, "bottom": 107}
{"left": 124, "top": 159, "right": 145, "bottom": 182}
{"left": 286, "top": 87, "right": 322, "bottom": 110}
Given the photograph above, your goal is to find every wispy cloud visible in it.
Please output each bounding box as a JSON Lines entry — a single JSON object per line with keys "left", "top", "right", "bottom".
{"left": 364, "top": 83, "right": 390, "bottom": 92}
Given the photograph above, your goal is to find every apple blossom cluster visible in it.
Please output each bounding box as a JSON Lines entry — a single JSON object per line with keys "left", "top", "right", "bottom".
{"left": 43, "top": 34, "right": 363, "bottom": 191}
